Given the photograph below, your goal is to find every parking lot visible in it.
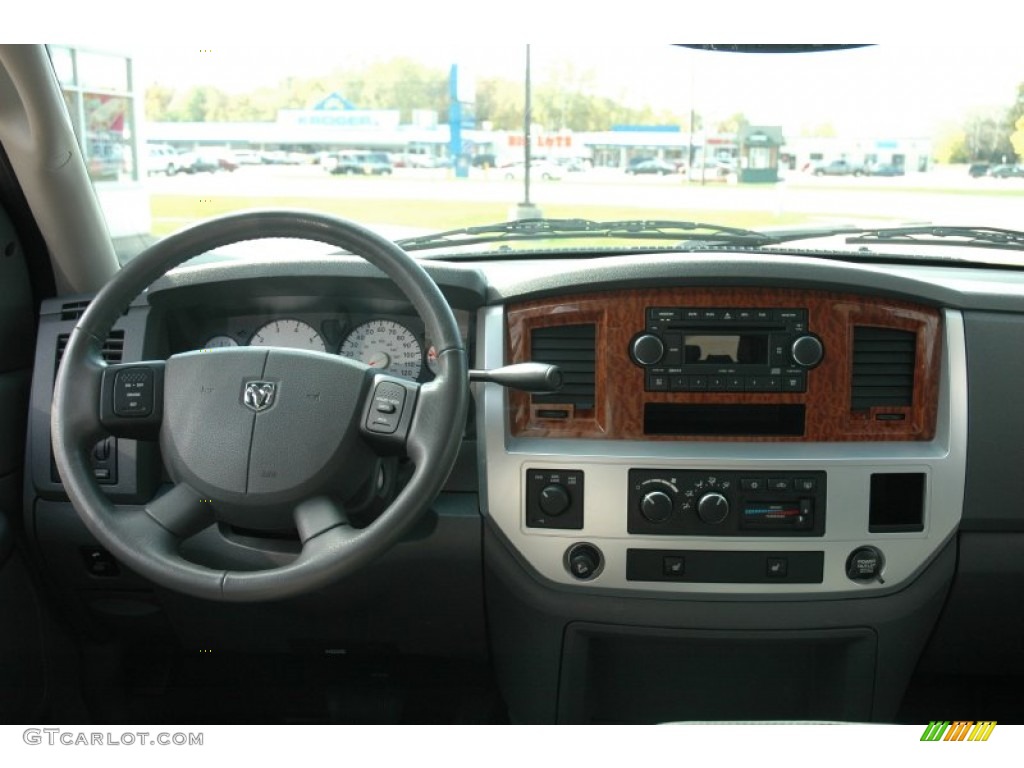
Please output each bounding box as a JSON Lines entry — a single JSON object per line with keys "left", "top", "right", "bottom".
{"left": 143, "top": 163, "right": 1024, "bottom": 236}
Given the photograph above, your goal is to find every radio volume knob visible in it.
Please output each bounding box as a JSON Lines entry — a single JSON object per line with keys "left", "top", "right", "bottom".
{"left": 631, "top": 334, "right": 665, "bottom": 366}
{"left": 791, "top": 335, "right": 824, "bottom": 368}
{"left": 697, "top": 492, "right": 730, "bottom": 525}
{"left": 640, "top": 490, "right": 674, "bottom": 523}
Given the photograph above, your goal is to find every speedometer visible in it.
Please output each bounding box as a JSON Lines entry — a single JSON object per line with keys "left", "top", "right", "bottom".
{"left": 249, "top": 319, "right": 326, "bottom": 352}
{"left": 340, "top": 320, "right": 423, "bottom": 380}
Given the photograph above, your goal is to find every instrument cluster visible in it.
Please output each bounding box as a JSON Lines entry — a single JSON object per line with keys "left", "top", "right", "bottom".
{"left": 189, "top": 309, "right": 470, "bottom": 382}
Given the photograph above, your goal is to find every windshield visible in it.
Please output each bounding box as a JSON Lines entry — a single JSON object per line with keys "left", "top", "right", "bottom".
{"left": 51, "top": 44, "right": 1024, "bottom": 263}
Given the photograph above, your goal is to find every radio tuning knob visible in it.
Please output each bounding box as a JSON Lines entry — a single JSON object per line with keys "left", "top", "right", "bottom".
{"left": 631, "top": 334, "right": 665, "bottom": 366}
{"left": 791, "top": 335, "right": 824, "bottom": 368}
{"left": 697, "top": 492, "right": 730, "bottom": 525}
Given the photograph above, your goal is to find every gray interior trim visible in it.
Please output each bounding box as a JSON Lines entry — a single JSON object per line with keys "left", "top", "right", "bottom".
{"left": 0, "top": 45, "right": 118, "bottom": 293}
{"left": 478, "top": 301, "right": 967, "bottom": 598}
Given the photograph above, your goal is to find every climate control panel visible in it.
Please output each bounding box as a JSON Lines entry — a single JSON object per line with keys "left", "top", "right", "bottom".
{"left": 628, "top": 469, "right": 826, "bottom": 537}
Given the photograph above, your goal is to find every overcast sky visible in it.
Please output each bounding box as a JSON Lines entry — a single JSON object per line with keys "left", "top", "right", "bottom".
{"left": 131, "top": 44, "right": 1021, "bottom": 139}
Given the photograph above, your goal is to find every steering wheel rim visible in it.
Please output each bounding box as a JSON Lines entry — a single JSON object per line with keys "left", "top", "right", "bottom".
{"left": 51, "top": 210, "right": 469, "bottom": 602}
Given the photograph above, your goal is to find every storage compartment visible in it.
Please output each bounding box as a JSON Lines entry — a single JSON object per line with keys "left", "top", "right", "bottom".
{"left": 869, "top": 472, "right": 926, "bottom": 532}
{"left": 559, "top": 623, "right": 877, "bottom": 723}
{"left": 644, "top": 403, "right": 805, "bottom": 436}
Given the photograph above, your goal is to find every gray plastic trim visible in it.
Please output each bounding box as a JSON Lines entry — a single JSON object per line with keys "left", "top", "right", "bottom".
{"left": 478, "top": 304, "right": 967, "bottom": 597}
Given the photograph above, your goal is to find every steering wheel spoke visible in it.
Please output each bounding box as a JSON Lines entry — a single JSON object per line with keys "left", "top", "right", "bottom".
{"left": 99, "top": 361, "right": 165, "bottom": 440}
{"left": 144, "top": 481, "right": 215, "bottom": 540}
{"left": 359, "top": 372, "right": 421, "bottom": 452}
{"left": 293, "top": 496, "right": 353, "bottom": 543}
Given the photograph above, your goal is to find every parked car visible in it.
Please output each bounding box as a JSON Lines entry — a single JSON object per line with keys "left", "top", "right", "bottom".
{"left": 231, "top": 149, "right": 264, "bottom": 166}
{"left": 471, "top": 153, "right": 499, "bottom": 168}
{"left": 625, "top": 159, "right": 678, "bottom": 175}
{"left": 968, "top": 162, "right": 991, "bottom": 178}
{"left": 177, "top": 149, "right": 238, "bottom": 173}
{"left": 327, "top": 150, "right": 394, "bottom": 175}
{"left": 145, "top": 143, "right": 185, "bottom": 176}
{"left": 864, "top": 163, "right": 905, "bottom": 177}
{"left": 502, "top": 160, "right": 564, "bottom": 180}
{"left": 989, "top": 163, "right": 1024, "bottom": 178}
{"left": 813, "top": 160, "right": 865, "bottom": 176}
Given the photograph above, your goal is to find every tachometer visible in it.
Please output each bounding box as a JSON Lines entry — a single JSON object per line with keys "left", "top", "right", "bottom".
{"left": 249, "top": 319, "right": 326, "bottom": 352}
{"left": 340, "top": 320, "right": 423, "bottom": 380}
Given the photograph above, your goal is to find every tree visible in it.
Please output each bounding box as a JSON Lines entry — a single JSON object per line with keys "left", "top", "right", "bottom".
{"left": 716, "top": 112, "right": 750, "bottom": 135}
{"left": 1011, "top": 115, "right": 1024, "bottom": 161}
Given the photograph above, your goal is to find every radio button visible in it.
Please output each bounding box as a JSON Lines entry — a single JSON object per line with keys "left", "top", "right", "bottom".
{"left": 670, "top": 375, "right": 689, "bottom": 391}
{"left": 649, "top": 308, "right": 681, "bottom": 322}
{"left": 754, "top": 310, "right": 772, "bottom": 321}
{"left": 689, "top": 375, "right": 708, "bottom": 391}
{"left": 727, "top": 376, "right": 745, "bottom": 391}
{"left": 648, "top": 374, "right": 669, "bottom": 391}
{"left": 782, "top": 373, "right": 806, "bottom": 392}
{"left": 683, "top": 309, "right": 702, "bottom": 321}
{"left": 764, "top": 376, "right": 781, "bottom": 391}
{"left": 663, "top": 334, "right": 683, "bottom": 365}
{"left": 708, "top": 375, "right": 727, "bottom": 391}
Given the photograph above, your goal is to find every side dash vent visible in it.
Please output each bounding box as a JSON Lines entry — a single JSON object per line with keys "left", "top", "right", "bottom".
{"left": 530, "top": 324, "right": 596, "bottom": 410}
{"left": 60, "top": 300, "right": 91, "bottom": 320}
{"left": 851, "top": 327, "right": 915, "bottom": 410}
{"left": 55, "top": 330, "right": 126, "bottom": 372}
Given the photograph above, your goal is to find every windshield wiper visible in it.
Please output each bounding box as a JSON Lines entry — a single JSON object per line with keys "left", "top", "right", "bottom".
{"left": 395, "top": 218, "right": 780, "bottom": 252}
{"left": 771, "top": 224, "right": 1024, "bottom": 253}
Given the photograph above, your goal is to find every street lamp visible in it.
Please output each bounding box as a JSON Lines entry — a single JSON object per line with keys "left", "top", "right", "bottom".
{"left": 514, "top": 44, "right": 542, "bottom": 220}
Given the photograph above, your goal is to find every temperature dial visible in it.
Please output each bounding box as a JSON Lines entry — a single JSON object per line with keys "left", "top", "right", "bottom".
{"left": 697, "top": 492, "right": 730, "bottom": 525}
{"left": 640, "top": 490, "right": 674, "bottom": 523}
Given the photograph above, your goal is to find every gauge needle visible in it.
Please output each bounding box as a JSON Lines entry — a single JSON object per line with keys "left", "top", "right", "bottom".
{"left": 367, "top": 351, "right": 391, "bottom": 368}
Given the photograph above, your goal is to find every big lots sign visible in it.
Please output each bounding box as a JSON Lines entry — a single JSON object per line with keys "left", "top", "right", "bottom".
{"left": 508, "top": 134, "right": 574, "bottom": 149}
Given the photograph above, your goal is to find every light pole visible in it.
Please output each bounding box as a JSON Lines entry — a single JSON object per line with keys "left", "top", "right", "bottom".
{"left": 514, "top": 44, "right": 543, "bottom": 220}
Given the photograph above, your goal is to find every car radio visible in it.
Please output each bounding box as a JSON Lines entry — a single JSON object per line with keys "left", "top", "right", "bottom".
{"left": 630, "top": 307, "right": 823, "bottom": 393}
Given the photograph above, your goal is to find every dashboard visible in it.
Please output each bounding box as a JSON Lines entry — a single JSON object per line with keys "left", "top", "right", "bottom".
{"left": 24, "top": 250, "right": 1024, "bottom": 723}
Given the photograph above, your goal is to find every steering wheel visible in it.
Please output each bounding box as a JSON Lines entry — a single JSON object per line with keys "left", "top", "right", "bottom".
{"left": 51, "top": 211, "right": 469, "bottom": 602}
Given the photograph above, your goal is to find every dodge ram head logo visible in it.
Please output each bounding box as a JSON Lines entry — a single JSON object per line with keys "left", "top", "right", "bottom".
{"left": 243, "top": 381, "right": 277, "bottom": 412}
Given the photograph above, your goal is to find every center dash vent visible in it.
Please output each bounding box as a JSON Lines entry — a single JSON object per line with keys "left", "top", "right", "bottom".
{"left": 851, "top": 327, "right": 915, "bottom": 410}
{"left": 60, "top": 300, "right": 91, "bottom": 320}
{"left": 55, "top": 330, "right": 125, "bottom": 373}
{"left": 530, "top": 324, "right": 596, "bottom": 410}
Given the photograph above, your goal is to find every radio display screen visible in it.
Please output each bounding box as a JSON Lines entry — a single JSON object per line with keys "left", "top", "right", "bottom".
{"left": 682, "top": 334, "right": 769, "bottom": 365}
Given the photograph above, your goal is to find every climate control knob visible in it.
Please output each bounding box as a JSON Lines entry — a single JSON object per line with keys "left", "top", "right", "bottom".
{"left": 539, "top": 484, "right": 571, "bottom": 517}
{"left": 631, "top": 334, "right": 665, "bottom": 366}
{"left": 791, "top": 335, "right": 824, "bottom": 368}
{"left": 640, "top": 490, "right": 674, "bottom": 523}
{"left": 697, "top": 492, "right": 730, "bottom": 525}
